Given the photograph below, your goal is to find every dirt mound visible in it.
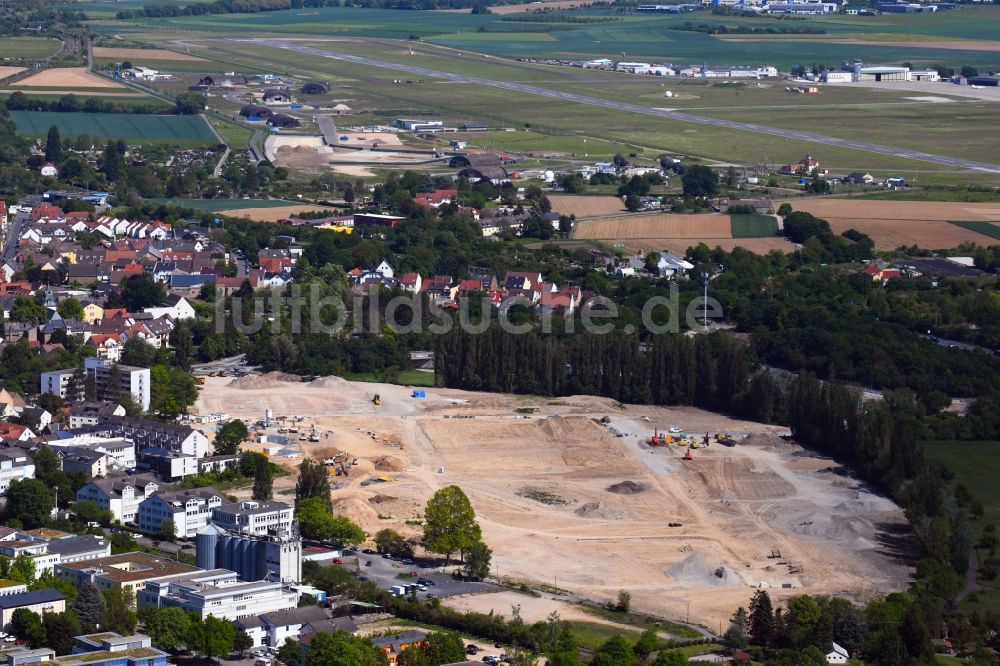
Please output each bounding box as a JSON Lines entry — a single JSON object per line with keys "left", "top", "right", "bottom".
{"left": 331, "top": 496, "right": 381, "bottom": 531}
{"left": 374, "top": 456, "right": 403, "bottom": 472}
{"left": 607, "top": 480, "right": 645, "bottom": 495}
{"left": 741, "top": 433, "right": 786, "bottom": 448}
{"left": 228, "top": 371, "right": 301, "bottom": 389}
{"left": 667, "top": 553, "right": 742, "bottom": 587}
{"left": 574, "top": 501, "right": 627, "bottom": 520}
{"left": 309, "top": 375, "right": 353, "bottom": 390}
{"left": 294, "top": 144, "right": 315, "bottom": 153}
{"left": 368, "top": 494, "right": 396, "bottom": 505}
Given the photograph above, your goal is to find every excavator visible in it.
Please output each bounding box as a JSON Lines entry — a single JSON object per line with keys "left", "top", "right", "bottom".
{"left": 372, "top": 394, "right": 381, "bottom": 406}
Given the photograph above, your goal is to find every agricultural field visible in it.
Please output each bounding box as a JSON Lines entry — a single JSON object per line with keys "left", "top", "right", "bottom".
{"left": 573, "top": 212, "right": 793, "bottom": 252}
{"left": 92, "top": 46, "right": 205, "bottom": 61}
{"left": 548, "top": 194, "right": 625, "bottom": 218}
{"left": 0, "top": 37, "right": 62, "bottom": 60}
{"left": 14, "top": 67, "right": 124, "bottom": 89}
{"left": 729, "top": 213, "right": 779, "bottom": 238}
{"left": 781, "top": 198, "right": 1000, "bottom": 249}
{"left": 950, "top": 220, "right": 1000, "bottom": 241}
{"left": 9, "top": 111, "right": 218, "bottom": 144}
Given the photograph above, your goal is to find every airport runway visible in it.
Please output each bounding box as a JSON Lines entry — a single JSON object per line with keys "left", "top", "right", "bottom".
{"left": 245, "top": 38, "right": 1000, "bottom": 174}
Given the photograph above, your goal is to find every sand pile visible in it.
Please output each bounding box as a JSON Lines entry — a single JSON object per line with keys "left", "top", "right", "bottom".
{"left": 574, "top": 501, "right": 627, "bottom": 520}
{"left": 741, "top": 433, "right": 785, "bottom": 448}
{"left": 374, "top": 456, "right": 403, "bottom": 472}
{"left": 667, "top": 553, "right": 742, "bottom": 587}
{"left": 229, "top": 371, "right": 301, "bottom": 389}
{"left": 368, "top": 494, "right": 395, "bottom": 505}
{"left": 607, "top": 480, "right": 645, "bottom": 495}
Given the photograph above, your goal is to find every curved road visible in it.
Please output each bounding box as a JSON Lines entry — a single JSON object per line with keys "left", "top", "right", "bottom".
{"left": 241, "top": 38, "right": 1000, "bottom": 174}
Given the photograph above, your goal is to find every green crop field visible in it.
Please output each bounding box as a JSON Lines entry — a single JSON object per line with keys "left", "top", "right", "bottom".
{"left": 0, "top": 37, "right": 62, "bottom": 59}
{"left": 0, "top": 93, "right": 168, "bottom": 109}
{"left": 9, "top": 111, "right": 217, "bottom": 144}
{"left": 103, "top": 5, "right": 1000, "bottom": 69}
{"left": 730, "top": 213, "right": 778, "bottom": 238}
{"left": 950, "top": 220, "right": 1000, "bottom": 241}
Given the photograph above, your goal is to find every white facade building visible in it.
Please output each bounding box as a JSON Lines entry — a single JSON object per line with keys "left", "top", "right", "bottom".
{"left": 138, "top": 488, "right": 225, "bottom": 538}
{"left": 138, "top": 569, "right": 298, "bottom": 621}
{"left": 210, "top": 501, "right": 294, "bottom": 536}
{"left": 76, "top": 476, "right": 160, "bottom": 524}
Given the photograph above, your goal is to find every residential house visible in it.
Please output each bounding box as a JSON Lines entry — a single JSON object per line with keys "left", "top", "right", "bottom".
{"left": 422, "top": 276, "right": 456, "bottom": 303}
{"left": 398, "top": 273, "right": 422, "bottom": 293}
{"left": 0, "top": 450, "right": 35, "bottom": 495}
{"left": 143, "top": 294, "right": 195, "bottom": 321}
{"left": 58, "top": 448, "right": 109, "bottom": 477}
{"left": 861, "top": 266, "right": 902, "bottom": 283}
{"left": 75, "top": 475, "right": 159, "bottom": 523}
{"left": 371, "top": 632, "right": 428, "bottom": 666}
{"left": 826, "top": 642, "right": 849, "bottom": 664}
{"left": 504, "top": 271, "right": 543, "bottom": 291}
{"left": 137, "top": 488, "right": 224, "bottom": 538}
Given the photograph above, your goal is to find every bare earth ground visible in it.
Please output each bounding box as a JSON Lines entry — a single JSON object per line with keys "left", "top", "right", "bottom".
{"left": 92, "top": 47, "right": 206, "bottom": 61}
{"left": 0, "top": 89, "right": 147, "bottom": 96}
{"left": 265, "top": 134, "right": 422, "bottom": 176}
{"left": 0, "top": 67, "right": 26, "bottom": 79}
{"left": 782, "top": 199, "right": 1000, "bottom": 249}
{"left": 195, "top": 374, "right": 912, "bottom": 629}
{"left": 573, "top": 214, "right": 738, "bottom": 252}
{"left": 549, "top": 195, "right": 625, "bottom": 219}
{"left": 216, "top": 205, "right": 332, "bottom": 221}
{"left": 14, "top": 67, "right": 125, "bottom": 89}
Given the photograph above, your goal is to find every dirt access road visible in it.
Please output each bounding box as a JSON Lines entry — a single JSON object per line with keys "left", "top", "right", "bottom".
{"left": 195, "top": 374, "right": 912, "bottom": 629}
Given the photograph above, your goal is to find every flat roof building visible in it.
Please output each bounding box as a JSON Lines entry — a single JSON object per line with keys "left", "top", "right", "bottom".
{"left": 55, "top": 552, "right": 197, "bottom": 595}
{"left": 138, "top": 569, "right": 297, "bottom": 621}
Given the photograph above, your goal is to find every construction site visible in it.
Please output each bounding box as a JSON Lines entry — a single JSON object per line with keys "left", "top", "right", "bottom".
{"left": 194, "top": 372, "right": 913, "bottom": 629}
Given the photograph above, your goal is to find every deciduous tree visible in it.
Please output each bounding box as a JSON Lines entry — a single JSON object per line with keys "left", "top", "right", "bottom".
{"left": 422, "top": 485, "right": 481, "bottom": 563}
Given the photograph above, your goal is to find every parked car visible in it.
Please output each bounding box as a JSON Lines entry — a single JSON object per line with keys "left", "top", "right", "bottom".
{"left": 466, "top": 645, "right": 479, "bottom": 655}
{"left": 365, "top": 560, "right": 373, "bottom": 567}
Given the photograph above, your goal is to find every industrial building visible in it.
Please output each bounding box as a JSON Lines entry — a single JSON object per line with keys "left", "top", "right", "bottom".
{"left": 137, "top": 569, "right": 298, "bottom": 621}
{"left": 196, "top": 523, "right": 302, "bottom": 583}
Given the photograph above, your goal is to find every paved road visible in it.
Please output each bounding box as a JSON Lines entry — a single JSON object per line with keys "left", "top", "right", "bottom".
{"left": 317, "top": 115, "right": 338, "bottom": 146}
{"left": 3, "top": 209, "right": 30, "bottom": 264}
{"left": 243, "top": 38, "right": 1000, "bottom": 174}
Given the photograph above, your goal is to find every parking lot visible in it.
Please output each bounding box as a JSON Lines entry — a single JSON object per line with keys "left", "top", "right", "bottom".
{"left": 349, "top": 551, "right": 495, "bottom": 600}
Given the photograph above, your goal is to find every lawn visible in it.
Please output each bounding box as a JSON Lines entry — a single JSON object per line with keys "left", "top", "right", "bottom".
{"left": 563, "top": 620, "right": 641, "bottom": 651}
{"left": 730, "top": 213, "right": 778, "bottom": 238}
{"left": 920, "top": 440, "right": 1000, "bottom": 615}
{"left": 9, "top": 110, "right": 216, "bottom": 144}
{"left": 950, "top": 220, "right": 1000, "bottom": 241}
{"left": 344, "top": 369, "right": 436, "bottom": 387}
{"left": 0, "top": 37, "right": 62, "bottom": 59}
{"left": 0, "top": 93, "right": 169, "bottom": 109}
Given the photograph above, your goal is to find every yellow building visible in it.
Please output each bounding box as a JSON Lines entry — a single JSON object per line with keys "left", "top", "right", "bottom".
{"left": 83, "top": 302, "right": 104, "bottom": 324}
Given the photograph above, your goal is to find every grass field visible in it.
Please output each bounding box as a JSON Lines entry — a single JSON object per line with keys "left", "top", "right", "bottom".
{"left": 146, "top": 198, "right": 306, "bottom": 211}
{"left": 162, "top": 38, "right": 978, "bottom": 177}
{"left": 950, "top": 220, "right": 1000, "bottom": 241}
{"left": 9, "top": 110, "right": 216, "bottom": 143}
{"left": 729, "top": 213, "right": 778, "bottom": 238}
{"left": 344, "top": 369, "right": 436, "bottom": 387}
{"left": 0, "top": 37, "right": 62, "bottom": 59}
{"left": 101, "top": 5, "right": 1000, "bottom": 68}
{"left": 920, "top": 440, "right": 1000, "bottom": 615}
